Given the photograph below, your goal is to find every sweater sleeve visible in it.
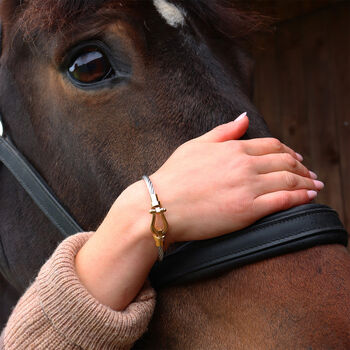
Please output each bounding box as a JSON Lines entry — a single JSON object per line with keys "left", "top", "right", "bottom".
{"left": 0, "top": 232, "right": 156, "bottom": 350}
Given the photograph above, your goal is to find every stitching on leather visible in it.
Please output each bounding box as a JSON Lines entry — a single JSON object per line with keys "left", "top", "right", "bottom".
{"left": 167, "top": 210, "right": 335, "bottom": 258}
{"left": 231, "top": 210, "right": 334, "bottom": 236}
{"left": 175, "top": 212, "right": 344, "bottom": 276}
{"left": 165, "top": 209, "right": 335, "bottom": 258}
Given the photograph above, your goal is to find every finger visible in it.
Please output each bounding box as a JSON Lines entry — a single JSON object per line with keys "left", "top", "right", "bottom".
{"left": 241, "top": 138, "right": 300, "bottom": 160}
{"left": 195, "top": 112, "right": 249, "bottom": 143}
{"left": 253, "top": 190, "right": 318, "bottom": 217}
{"left": 253, "top": 153, "right": 313, "bottom": 178}
{"left": 255, "top": 172, "right": 324, "bottom": 196}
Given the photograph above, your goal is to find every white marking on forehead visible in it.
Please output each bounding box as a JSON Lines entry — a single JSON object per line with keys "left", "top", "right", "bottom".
{"left": 153, "top": 0, "right": 186, "bottom": 27}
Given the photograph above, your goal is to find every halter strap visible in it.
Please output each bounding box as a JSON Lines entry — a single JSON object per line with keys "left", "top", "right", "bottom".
{"left": 0, "top": 19, "right": 82, "bottom": 237}
{"left": 0, "top": 117, "right": 83, "bottom": 237}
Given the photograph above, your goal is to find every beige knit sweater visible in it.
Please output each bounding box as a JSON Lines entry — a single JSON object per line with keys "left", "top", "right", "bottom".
{"left": 0, "top": 232, "right": 156, "bottom": 349}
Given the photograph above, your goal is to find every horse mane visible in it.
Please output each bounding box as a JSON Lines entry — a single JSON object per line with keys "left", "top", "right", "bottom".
{"left": 175, "top": 1, "right": 269, "bottom": 39}
{"left": 0, "top": 0, "right": 269, "bottom": 40}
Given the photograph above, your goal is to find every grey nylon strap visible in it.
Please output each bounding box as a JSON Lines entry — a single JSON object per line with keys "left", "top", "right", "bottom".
{"left": 0, "top": 119, "right": 83, "bottom": 237}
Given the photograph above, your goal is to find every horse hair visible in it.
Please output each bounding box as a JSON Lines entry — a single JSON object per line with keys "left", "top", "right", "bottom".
{"left": 0, "top": 0, "right": 270, "bottom": 41}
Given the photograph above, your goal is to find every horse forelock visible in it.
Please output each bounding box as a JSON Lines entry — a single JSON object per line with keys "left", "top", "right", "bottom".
{"left": 0, "top": 0, "right": 269, "bottom": 42}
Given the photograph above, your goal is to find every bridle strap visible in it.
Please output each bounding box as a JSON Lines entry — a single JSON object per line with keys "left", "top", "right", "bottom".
{"left": 0, "top": 18, "right": 82, "bottom": 238}
{"left": 0, "top": 118, "right": 83, "bottom": 237}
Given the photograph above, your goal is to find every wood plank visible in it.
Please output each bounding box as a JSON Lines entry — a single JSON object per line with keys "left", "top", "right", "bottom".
{"left": 253, "top": 18, "right": 313, "bottom": 167}
{"left": 300, "top": 8, "right": 344, "bottom": 220}
{"left": 253, "top": 32, "right": 281, "bottom": 138}
{"left": 253, "top": 2, "right": 347, "bottom": 230}
{"left": 327, "top": 2, "right": 350, "bottom": 233}
{"left": 275, "top": 18, "right": 312, "bottom": 165}
{"left": 244, "top": 0, "right": 341, "bottom": 23}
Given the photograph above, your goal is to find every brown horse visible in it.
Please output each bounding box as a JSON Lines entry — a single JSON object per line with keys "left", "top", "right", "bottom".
{"left": 0, "top": 0, "right": 349, "bottom": 348}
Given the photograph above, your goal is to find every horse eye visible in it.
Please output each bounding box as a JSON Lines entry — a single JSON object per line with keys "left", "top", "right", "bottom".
{"left": 68, "top": 47, "right": 114, "bottom": 84}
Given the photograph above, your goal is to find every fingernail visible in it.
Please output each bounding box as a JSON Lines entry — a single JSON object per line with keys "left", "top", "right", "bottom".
{"left": 309, "top": 171, "right": 318, "bottom": 180}
{"left": 234, "top": 112, "right": 247, "bottom": 122}
{"left": 296, "top": 153, "right": 303, "bottom": 162}
{"left": 314, "top": 180, "right": 325, "bottom": 190}
{"left": 307, "top": 190, "right": 318, "bottom": 200}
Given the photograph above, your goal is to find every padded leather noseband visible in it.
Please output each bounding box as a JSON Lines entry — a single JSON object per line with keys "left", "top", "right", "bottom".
{"left": 150, "top": 204, "right": 348, "bottom": 289}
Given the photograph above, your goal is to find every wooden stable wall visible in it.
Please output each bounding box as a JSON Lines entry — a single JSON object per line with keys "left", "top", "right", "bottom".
{"left": 253, "top": 1, "right": 350, "bottom": 234}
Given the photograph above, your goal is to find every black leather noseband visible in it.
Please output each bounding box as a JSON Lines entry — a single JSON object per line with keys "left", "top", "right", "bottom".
{"left": 150, "top": 204, "right": 348, "bottom": 289}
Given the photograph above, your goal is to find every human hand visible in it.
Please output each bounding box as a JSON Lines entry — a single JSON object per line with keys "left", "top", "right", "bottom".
{"left": 150, "top": 113, "right": 323, "bottom": 245}
{"left": 76, "top": 113, "right": 323, "bottom": 311}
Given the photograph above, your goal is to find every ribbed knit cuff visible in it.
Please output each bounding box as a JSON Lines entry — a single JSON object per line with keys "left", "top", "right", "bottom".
{"left": 36, "top": 232, "right": 156, "bottom": 349}
{"left": 3, "top": 232, "right": 156, "bottom": 350}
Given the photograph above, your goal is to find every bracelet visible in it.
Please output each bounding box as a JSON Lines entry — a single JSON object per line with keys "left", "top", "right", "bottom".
{"left": 142, "top": 175, "right": 169, "bottom": 261}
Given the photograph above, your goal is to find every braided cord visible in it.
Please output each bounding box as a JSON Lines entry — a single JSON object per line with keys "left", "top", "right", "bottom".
{"left": 142, "top": 175, "right": 168, "bottom": 261}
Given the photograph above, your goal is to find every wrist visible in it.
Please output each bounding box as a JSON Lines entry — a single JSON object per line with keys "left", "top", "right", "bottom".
{"left": 103, "top": 180, "right": 154, "bottom": 242}
{"left": 75, "top": 180, "right": 159, "bottom": 310}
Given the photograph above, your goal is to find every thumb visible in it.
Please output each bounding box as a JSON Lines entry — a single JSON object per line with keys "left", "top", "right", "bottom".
{"left": 195, "top": 112, "right": 249, "bottom": 143}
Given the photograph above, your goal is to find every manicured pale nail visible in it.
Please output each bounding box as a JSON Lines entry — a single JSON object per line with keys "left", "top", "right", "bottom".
{"left": 296, "top": 153, "right": 303, "bottom": 162}
{"left": 234, "top": 112, "right": 247, "bottom": 122}
{"left": 307, "top": 190, "right": 318, "bottom": 200}
{"left": 314, "top": 180, "right": 325, "bottom": 190}
{"left": 309, "top": 171, "right": 318, "bottom": 180}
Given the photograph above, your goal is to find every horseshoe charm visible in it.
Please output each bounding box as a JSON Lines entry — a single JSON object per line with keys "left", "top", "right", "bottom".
{"left": 150, "top": 204, "right": 168, "bottom": 249}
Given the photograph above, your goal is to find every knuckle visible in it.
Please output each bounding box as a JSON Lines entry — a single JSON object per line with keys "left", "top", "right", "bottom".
{"left": 300, "top": 165, "right": 309, "bottom": 177}
{"left": 284, "top": 172, "right": 298, "bottom": 189}
{"left": 277, "top": 192, "right": 293, "bottom": 210}
{"left": 243, "top": 155, "right": 254, "bottom": 167}
{"left": 227, "top": 196, "right": 252, "bottom": 214}
{"left": 303, "top": 190, "right": 311, "bottom": 202}
{"left": 268, "top": 138, "right": 283, "bottom": 151}
{"left": 234, "top": 156, "right": 252, "bottom": 173}
{"left": 284, "top": 153, "right": 298, "bottom": 169}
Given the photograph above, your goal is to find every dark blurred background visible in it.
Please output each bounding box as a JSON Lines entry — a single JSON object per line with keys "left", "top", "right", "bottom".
{"left": 250, "top": 0, "right": 349, "bottom": 236}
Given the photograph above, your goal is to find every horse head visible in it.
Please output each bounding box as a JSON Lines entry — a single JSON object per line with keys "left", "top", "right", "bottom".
{"left": 1, "top": 1, "right": 350, "bottom": 348}
{"left": 0, "top": 0, "right": 268, "bottom": 289}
